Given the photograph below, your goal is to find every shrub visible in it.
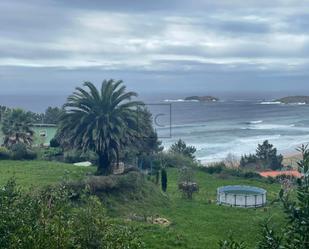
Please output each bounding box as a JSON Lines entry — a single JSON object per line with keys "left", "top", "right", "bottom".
{"left": 156, "top": 152, "right": 198, "bottom": 169}
{"left": 0, "top": 179, "right": 145, "bottom": 249}
{"left": 254, "top": 145, "right": 309, "bottom": 248}
{"left": 243, "top": 171, "right": 262, "bottom": 179}
{"left": 24, "top": 149, "right": 37, "bottom": 160}
{"left": 200, "top": 162, "right": 262, "bottom": 180}
{"left": 178, "top": 182, "right": 199, "bottom": 199}
{"left": 10, "top": 143, "right": 37, "bottom": 160}
{"left": 178, "top": 167, "right": 199, "bottom": 199}
{"left": 0, "top": 147, "right": 10, "bottom": 160}
{"left": 64, "top": 149, "right": 97, "bottom": 164}
{"left": 70, "top": 172, "right": 146, "bottom": 195}
{"left": 202, "top": 162, "right": 225, "bottom": 174}
{"left": 40, "top": 147, "right": 63, "bottom": 161}
{"left": 219, "top": 235, "right": 247, "bottom": 249}
{"left": 49, "top": 138, "right": 60, "bottom": 147}
{"left": 240, "top": 154, "right": 258, "bottom": 168}
{"left": 161, "top": 168, "right": 167, "bottom": 192}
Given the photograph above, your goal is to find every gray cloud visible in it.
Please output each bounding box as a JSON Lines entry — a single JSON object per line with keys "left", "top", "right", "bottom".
{"left": 0, "top": 0, "right": 309, "bottom": 94}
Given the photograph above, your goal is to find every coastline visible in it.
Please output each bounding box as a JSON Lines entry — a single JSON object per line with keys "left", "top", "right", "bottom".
{"left": 200, "top": 149, "right": 303, "bottom": 168}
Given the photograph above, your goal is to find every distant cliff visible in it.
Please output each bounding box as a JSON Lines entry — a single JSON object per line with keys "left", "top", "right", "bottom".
{"left": 184, "top": 96, "right": 219, "bottom": 102}
{"left": 275, "top": 96, "right": 309, "bottom": 104}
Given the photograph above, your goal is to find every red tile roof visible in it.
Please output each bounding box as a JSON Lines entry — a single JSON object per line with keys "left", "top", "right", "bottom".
{"left": 259, "top": 170, "right": 302, "bottom": 178}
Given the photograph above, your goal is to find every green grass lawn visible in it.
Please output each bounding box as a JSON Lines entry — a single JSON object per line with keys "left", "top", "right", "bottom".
{"left": 114, "top": 168, "right": 284, "bottom": 249}
{"left": 0, "top": 160, "right": 95, "bottom": 188}
{"left": 0, "top": 160, "right": 285, "bottom": 248}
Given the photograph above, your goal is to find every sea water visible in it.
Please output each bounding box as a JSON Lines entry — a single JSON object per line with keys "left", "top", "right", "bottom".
{"left": 2, "top": 94, "right": 309, "bottom": 163}
{"left": 149, "top": 100, "right": 309, "bottom": 163}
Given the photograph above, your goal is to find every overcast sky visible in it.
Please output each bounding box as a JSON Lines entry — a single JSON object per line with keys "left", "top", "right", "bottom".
{"left": 1, "top": 0, "right": 309, "bottom": 96}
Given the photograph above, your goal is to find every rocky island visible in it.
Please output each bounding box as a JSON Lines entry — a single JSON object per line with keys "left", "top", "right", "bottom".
{"left": 184, "top": 96, "right": 219, "bottom": 102}
{"left": 275, "top": 96, "right": 309, "bottom": 104}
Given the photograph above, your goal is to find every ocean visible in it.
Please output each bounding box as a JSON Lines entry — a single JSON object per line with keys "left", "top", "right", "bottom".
{"left": 1, "top": 94, "right": 309, "bottom": 163}
{"left": 150, "top": 99, "right": 309, "bottom": 163}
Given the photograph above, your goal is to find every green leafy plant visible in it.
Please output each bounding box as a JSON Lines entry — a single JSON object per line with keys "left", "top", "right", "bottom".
{"left": 0, "top": 147, "right": 10, "bottom": 160}
{"left": 256, "top": 220, "right": 283, "bottom": 249}
{"left": 218, "top": 235, "right": 247, "bottom": 249}
{"left": 0, "top": 179, "right": 145, "bottom": 249}
{"left": 10, "top": 143, "right": 37, "bottom": 160}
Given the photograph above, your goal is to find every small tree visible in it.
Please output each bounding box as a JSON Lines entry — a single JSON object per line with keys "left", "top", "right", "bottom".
{"left": 254, "top": 145, "right": 309, "bottom": 248}
{"left": 44, "top": 107, "right": 64, "bottom": 124}
{"left": 178, "top": 167, "right": 199, "bottom": 199}
{"left": 256, "top": 140, "right": 283, "bottom": 170}
{"left": 170, "top": 139, "right": 196, "bottom": 160}
{"left": 161, "top": 169, "right": 167, "bottom": 192}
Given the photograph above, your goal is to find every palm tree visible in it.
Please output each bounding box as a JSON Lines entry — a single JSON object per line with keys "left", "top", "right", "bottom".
{"left": 2, "top": 109, "right": 34, "bottom": 147}
{"left": 58, "top": 80, "right": 142, "bottom": 175}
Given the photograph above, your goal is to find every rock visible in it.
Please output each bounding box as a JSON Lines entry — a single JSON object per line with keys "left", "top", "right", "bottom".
{"left": 184, "top": 96, "right": 219, "bottom": 102}
{"left": 275, "top": 96, "right": 309, "bottom": 104}
{"left": 152, "top": 217, "right": 171, "bottom": 226}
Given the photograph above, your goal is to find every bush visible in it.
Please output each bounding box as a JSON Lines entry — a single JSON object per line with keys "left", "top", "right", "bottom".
{"left": 202, "top": 162, "right": 225, "bottom": 174}
{"left": 10, "top": 143, "right": 37, "bottom": 160}
{"left": 178, "top": 167, "right": 199, "bottom": 199}
{"left": 24, "top": 149, "right": 37, "bottom": 160}
{"left": 178, "top": 182, "right": 199, "bottom": 199}
{"left": 0, "top": 147, "right": 10, "bottom": 160}
{"left": 240, "top": 154, "right": 258, "bottom": 168}
{"left": 200, "top": 162, "right": 262, "bottom": 180}
{"left": 64, "top": 149, "right": 97, "bottom": 164}
{"left": 0, "top": 179, "right": 145, "bottom": 249}
{"left": 243, "top": 171, "right": 262, "bottom": 179}
{"left": 219, "top": 235, "right": 247, "bottom": 249}
{"left": 40, "top": 147, "right": 63, "bottom": 161}
{"left": 49, "top": 138, "right": 60, "bottom": 147}
{"left": 69, "top": 171, "right": 146, "bottom": 195}
{"left": 161, "top": 169, "right": 167, "bottom": 192}
{"left": 156, "top": 152, "right": 198, "bottom": 169}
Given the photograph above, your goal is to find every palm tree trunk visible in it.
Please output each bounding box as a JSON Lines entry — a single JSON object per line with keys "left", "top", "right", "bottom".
{"left": 97, "top": 153, "right": 112, "bottom": 175}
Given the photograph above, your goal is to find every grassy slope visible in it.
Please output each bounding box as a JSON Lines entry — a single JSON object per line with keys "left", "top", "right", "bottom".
{"left": 125, "top": 169, "right": 284, "bottom": 249}
{"left": 0, "top": 161, "right": 284, "bottom": 248}
{"left": 0, "top": 160, "right": 95, "bottom": 188}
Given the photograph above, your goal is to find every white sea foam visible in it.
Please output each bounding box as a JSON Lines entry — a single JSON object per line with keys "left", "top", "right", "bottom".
{"left": 163, "top": 99, "right": 199, "bottom": 103}
{"left": 260, "top": 101, "right": 282, "bottom": 105}
{"left": 289, "top": 102, "right": 307, "bottom": 106}
{"left": 247, "top": 120, "right": 263, "bottom": 124}
{"left": 249, "top": 123, "right": 295, "bottom": 130}
{"left": 164, "top": 99, "right": 185, "bottom": 102}
{"left": 197, "top": 134, "right": 309, "bottom": 163}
